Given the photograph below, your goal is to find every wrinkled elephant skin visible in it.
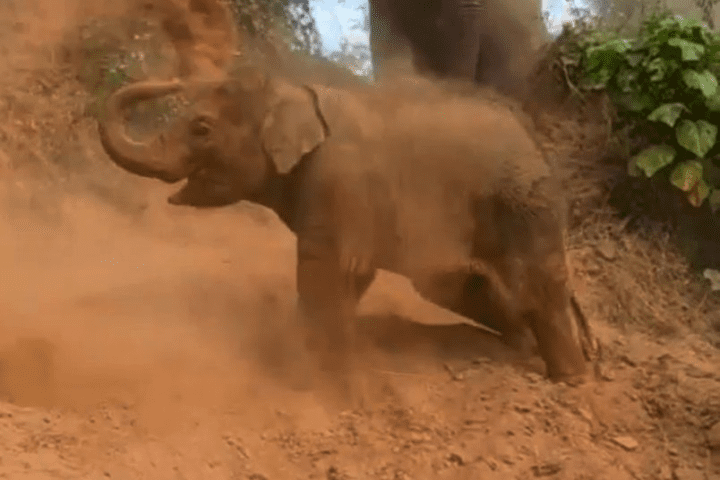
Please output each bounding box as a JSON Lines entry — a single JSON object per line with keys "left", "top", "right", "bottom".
{"left": 96, "top": 69, "right": 587, "bottom": 387}
{"left": 368, "top": 0, "right": 547, "bottom": 98}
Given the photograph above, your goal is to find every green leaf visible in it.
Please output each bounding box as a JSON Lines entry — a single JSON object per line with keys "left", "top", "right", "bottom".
{"left": 667, "top": 37, "right": 705, "bottom": 61}
{"left": 682, "top": 69, "right": 718, "bottom": 98}
{"left": 670, "top": 160, "right": 704, "bottom": 192}
{"left": 710, "top": 189, "right": 720, "bottom": 213}
{"left": 587, "top": 39, "right": 632, "bottom": 59}
{"left": 585, "top": 67, "right": 612, "bottom": 87}
{"left": 645, "top": 57, "right": 667, "bottom": 81}
{"left": 700, "top": 158, "right": 720, "bottom": 187}
{"left": 584, "top": 40, "right": 631, "bottom": 77}
{"left": 104, "top": 68, "right": 129, "bottom": 91}
{"left": 676, "top": 119, "right": 718, "bottom": 157}
{"left": 626, "top": 52, "right": 643, "bottom": 67}
{"left": 613, "top": 91, "right": 655, "bottom": 112}
{"left": 647, "top": 103, "right": 687, "bottom": 127}
{"left": 661, "top": 16, "right": 702, "bottom": 33}
{"left": 616, "top": 67, "right": 640, "bottom": 93}
{"left": 688, "top": 177, "right": 711, "bottom": 206}
{"left": 707, "top": 93, "right": 720, "bottom": 111}
{"left": 631, "top": 145, "right": 676, "bottom": 177}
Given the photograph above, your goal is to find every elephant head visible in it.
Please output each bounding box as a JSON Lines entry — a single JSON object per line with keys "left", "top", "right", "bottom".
{"left": 97, "top": 67, "right": 332, "bottom": 208}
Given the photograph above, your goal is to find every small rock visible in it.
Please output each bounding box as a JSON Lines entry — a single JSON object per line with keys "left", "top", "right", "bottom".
{"left": 484, "top": 456, "right": 498, "bottom": 470}
{"left": 619, "top": 355, "right": 637, "bottom": 367}
{"left": 596, "top": 239, "right": 617, "bottom": 261}
{"left": 443, "top": 364, "right": 464, "bottom": 381}
{"left": 447, "top": 453, "right": 464, "bottom": 466}
{"left": 612, "top": 436, "right": 639, "bottom": 451}
{"left": 673, "top": 467, "right": 705, "bottom": 480}
{"left": 326, "top": 466, "right": 345, "bottom": 480}
{"left": 577, "top": 408, "right": 593, "bottom": 422}
{"left": 531, "top": 462, "right": 562, "bottom": 477}
{"left": 409, "top": 432, "right": 431, "bottom": 443}
{"left": 596, "top": 364, "right": 615, "bottom": 381}
{"left": 658, "top": 465, "right": 672, "bottom": 480}
{"left": 707, "top": 422, "right": 720, "bottom": 449}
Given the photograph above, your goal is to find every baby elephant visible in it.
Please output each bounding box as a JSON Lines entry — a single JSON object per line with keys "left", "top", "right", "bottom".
{"left": 96, "top": 66, "right": 588, "bottom": 385}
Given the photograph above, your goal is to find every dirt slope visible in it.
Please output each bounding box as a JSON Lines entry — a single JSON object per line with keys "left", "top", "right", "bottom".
{"left": 0, "top": 174, "right": 719, "bottom": 480}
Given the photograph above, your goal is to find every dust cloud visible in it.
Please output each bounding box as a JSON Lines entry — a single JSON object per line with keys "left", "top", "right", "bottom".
{"left": 0, "top": 0, "right": 513, "bottom": 430}
{"left": 0, "top": 0, "right": 315, "bottom": 431}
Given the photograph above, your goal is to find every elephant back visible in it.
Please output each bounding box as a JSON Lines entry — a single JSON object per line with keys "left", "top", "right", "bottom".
{"left": 308, "top": 85, "right": 385, "bottom": 145}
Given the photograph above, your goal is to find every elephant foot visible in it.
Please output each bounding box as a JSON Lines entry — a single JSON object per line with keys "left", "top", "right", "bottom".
{"left": 308, "top": 351, "right": 369, "bottom": 412}
{"left": 542, "top": 346, "right": 588, "bottom": 385}
{"left": 279, "top": 338, "right": 319, "bottom": 392}
{"left": 523, "top": 312, "right": 588, "bottom": 384}
{"left": 548, "top": 369, "right": 591, "bottom": 387}
{"left": 500, "top": 327, "right": 538, "bottom": 357}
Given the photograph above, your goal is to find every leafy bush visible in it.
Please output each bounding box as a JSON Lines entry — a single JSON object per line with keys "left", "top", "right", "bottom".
{"left": 560, "top": 10, "right": 720, "bottom": 212}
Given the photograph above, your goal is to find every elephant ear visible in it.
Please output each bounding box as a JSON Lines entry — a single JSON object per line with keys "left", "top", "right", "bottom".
{"left": 261, "top": 81, "right": 327, "bottom": 174}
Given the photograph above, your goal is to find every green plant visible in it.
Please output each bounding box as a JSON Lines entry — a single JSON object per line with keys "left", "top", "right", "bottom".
{"left": 562, "top": 10, "right": 720, "bottom": 212}
{"left": 74, "top": 18, "right": 177, "bottom": 121}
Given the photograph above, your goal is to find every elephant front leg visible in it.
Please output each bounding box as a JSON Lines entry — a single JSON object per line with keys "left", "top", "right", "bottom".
{"left": 368, "top": 0, "right": 415, "bottom": 80}
{"left": 296, "top": 254, "right": 355, "bottom": 371}
{"left": 523, "top": 251, "right": 588, "bottom": 383}
{"left": 295, "top": 237, "right": 375, "bottom": 408}
{"left": 441, "top": 0, "right": 485, "bottom": 81}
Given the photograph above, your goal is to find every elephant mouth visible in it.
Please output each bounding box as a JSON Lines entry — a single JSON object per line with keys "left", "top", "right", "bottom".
{"left": 167, "top": 167, "right": 208, "bottom": 204}
{"left": 167, "top": 167, "right": 238, "bottom": 207}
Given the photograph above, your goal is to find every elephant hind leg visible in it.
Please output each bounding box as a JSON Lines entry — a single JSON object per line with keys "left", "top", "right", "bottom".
{"left": 410, "top": 262, "right": 536, "bottom": 354}
{"left": 459, "top": 271, "right": 537, "bottom": 354}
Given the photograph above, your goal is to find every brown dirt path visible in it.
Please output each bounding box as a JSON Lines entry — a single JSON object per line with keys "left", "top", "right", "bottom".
{"left": 0, "top": 186, "right": 719, "bottom": 480}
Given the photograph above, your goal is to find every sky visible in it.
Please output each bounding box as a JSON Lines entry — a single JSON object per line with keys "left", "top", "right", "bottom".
{"left": 309, "top": 0, "right": 586, "bottom": 56}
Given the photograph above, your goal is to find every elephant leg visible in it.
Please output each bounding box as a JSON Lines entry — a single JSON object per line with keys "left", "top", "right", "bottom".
{"left": 459, "top": 270, "right": 537, "bottom": 354}
{"left": 440, "top": 0, "right": 485, "bottom": 81}
{"left": 466, "top": 198, "right": 585, "bottom": 379}
{"left": 412, "top": 264, "right": 536, "bottom": 354}
{"left": 368, "top": 0, "right": 415, "bottom": 80}
{"left": 298, "top": 262, "right": 376, "bottom": 367}
{"left": 516, "top": 209, "right": 587, "bottom": 382}
{"left": 521, "top": 255, "right": 587, "bottom": 381}
{"left": 295, "top": 235, "right": 377, "bottom": 408}
{"left": 296, "top": 258, "right": 356, "bottom": 369}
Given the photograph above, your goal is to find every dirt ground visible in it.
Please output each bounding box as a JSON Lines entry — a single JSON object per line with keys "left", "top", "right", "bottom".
{"left": 2, "top": 3, "right": 720, "bottom": 480}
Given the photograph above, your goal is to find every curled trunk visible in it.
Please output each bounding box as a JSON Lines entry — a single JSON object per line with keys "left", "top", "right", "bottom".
{"left": 97, "top": 80, "right": 190, "bottom": 182}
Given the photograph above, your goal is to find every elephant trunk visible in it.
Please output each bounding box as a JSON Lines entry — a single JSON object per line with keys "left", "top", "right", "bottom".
{"left": 97, "top": 79, "right": 190, "bottom": 183}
